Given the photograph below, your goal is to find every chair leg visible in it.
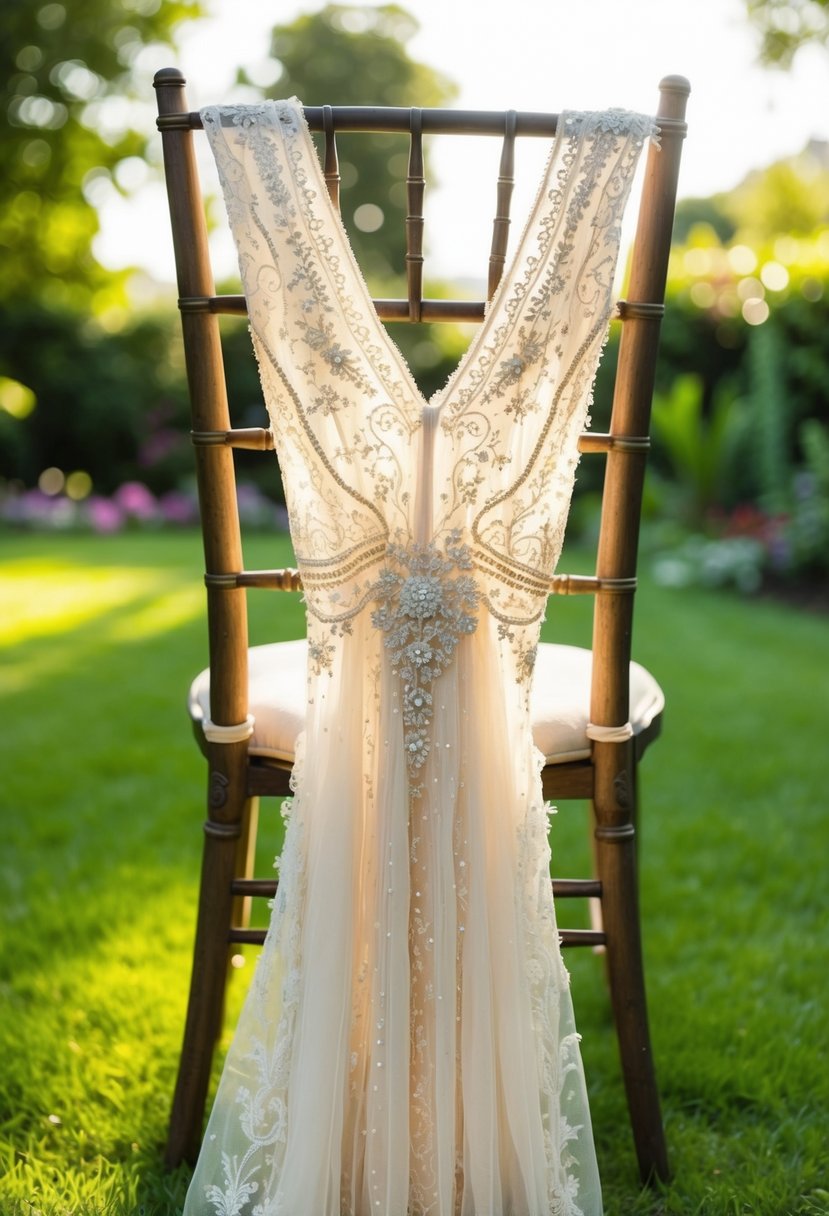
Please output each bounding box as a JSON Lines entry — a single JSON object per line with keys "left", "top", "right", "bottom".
{"left": 230, "top": 795, "right": 260, "bottom": 937}
{"left": 587, "top": 801, "right": 608, "bottom": 960}
{"left": 219, "top": 795, "right": 261, "bottom": 1027}
{"left": 592, "top": 745, "right": 669, "bottom": 1185}
{"left": 165, "top": 747, "right": 249, "bottom": 1169}
{"left": 589, "top": 772, "right": 641, "bottom": 960}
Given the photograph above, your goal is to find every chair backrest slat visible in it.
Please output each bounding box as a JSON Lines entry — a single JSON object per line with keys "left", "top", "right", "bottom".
{"left": 176, "top": 293, "right": 666, "bottom": 324}
{"left": 406, "top": 108, "right": 425, "bottom": 322}
{"left": 190, "top": 428, "right": 275, "bottom": 451}
{"left": 487, "top": 109, "right": 517, "bottom": 300}
{"left": 187, "top": 426, "right": 648, "bottom": 457}
{"left": 156, "top": 106, "right": 561, "bottom": 137}
{"left": 321, "top": 104, "right": 341, "bottom": 211}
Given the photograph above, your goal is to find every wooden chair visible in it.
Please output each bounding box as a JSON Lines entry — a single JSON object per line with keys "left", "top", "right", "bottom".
{"left": 154, "top": 67, "right": 689, "bottom": 1185}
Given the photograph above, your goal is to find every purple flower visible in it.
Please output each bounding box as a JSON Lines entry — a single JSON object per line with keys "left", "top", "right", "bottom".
{"left": 138, "top": 429, "right": 179, "bottom": 468}
{"left": 159, "top": 489, "right": 198, "bottom": 525}
{"left": 7, "top": 489, "right": 53, "bottom": 524}
{"left": 114, "top": 481, "right": 158, "bottom": 521}
{"left": 236, "top": 482, "right": 277, "bottom": 527}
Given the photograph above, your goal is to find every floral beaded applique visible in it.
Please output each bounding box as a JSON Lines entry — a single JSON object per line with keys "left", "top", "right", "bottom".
{"left": 371, "top": 533, "right": 479, "bottom": 791}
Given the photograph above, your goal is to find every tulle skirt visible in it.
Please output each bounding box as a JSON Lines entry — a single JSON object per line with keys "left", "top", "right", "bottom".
{"left": 183, "top": 613, "right": 601, "bottom": 1216}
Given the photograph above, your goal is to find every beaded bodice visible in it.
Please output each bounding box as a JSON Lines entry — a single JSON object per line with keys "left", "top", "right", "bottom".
{"left": 202, "top": 100, "right": 656, "bottom": 640}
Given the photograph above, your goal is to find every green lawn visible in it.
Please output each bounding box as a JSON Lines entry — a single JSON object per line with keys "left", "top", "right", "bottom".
{"left": 1, "top": 530, "right": 827, "bottom": 1216}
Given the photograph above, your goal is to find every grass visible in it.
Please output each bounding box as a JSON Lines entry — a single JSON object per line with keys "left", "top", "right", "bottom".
{"left": 0, "top": 529, "right": 827, "bottom": 1216}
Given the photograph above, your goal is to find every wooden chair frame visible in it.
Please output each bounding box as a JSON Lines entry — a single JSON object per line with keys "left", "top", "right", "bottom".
{"left": 154, "top": 67, "right": 689, "bottom": 1185}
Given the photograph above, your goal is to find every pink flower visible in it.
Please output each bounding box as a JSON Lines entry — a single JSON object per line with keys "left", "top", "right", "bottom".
{"left": 86, "top": 496, "right": 125, "bottom": 534}
{"left": 113, "top": 481, "right": 158, "bottom": 521}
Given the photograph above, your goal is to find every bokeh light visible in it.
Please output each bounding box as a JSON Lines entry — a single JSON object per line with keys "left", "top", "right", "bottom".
{"left": 0, "top": 376, "right": 36, "bottom": 419}
{"left": 65, "top": 471, "right": 93, "bottom": 501}
{"left": 353, "top": 203, "right": 384, "bottom": 233}
{"left": 742, "top": 297, "right": 770, "bottom": 325}
{"left": 38, "top": 467, "right": 65, "bottom": 495}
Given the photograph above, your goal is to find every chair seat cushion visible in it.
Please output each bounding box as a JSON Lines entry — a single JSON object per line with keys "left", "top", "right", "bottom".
{"left": 189, "top": 640, "right": 664, "bottom": 766}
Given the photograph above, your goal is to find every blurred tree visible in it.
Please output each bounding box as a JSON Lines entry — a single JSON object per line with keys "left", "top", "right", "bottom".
{"left": 672, "top": 197, "right": 736, "bottom": 245}
{"left": 674, "top": 142, "right": 829, "bottom": 248}
{"left": 1, "top": 2, "right": 465, "bottom": 495}
{"left": 721, "top": 144, "right": 829, "bottom": 237}
{"left": 649, "top": 374, "right": 751, "bottom": 526}
{"left": 0, "top": 305, "right": 190, "bottom": 494}
{"left": 0, "top": 0, "right": 202, "bottom": 312}
{"left": 255, "top": 4, "right": 457, "bottom": 286}
{"left": 745, "top": 0, "right": 829, "bottom": 66}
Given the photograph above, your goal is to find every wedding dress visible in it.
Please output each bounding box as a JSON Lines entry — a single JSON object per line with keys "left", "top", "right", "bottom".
{"left": 184, "top": 98, "right": 656, "bottom": 1216}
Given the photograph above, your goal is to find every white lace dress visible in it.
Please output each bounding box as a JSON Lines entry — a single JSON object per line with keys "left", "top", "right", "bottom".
{"left": 184, "top": 98, "right": 656, "bottom": 1216}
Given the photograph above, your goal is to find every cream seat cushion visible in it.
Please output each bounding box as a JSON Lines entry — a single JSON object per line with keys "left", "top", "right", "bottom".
{"left": 189, "top": 640, "right": 664, "bottom": 766}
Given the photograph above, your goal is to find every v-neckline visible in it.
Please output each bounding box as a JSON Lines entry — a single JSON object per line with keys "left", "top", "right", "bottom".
{"left": 289, "top": 99, "right": 567, "bottom": 418}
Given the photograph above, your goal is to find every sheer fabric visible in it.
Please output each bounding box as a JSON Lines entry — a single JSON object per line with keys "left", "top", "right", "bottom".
{"left": 184, "top": 98, "right": 656, "bottom": 1216}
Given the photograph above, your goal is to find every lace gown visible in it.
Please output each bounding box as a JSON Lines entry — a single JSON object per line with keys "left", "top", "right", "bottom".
{"left": 185, "top": 99, "right": 656, "bottom": 1216}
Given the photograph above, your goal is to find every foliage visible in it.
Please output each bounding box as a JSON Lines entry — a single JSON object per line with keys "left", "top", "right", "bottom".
{"left": 1, "top": 0, "right": 203, "bottom": 313}
{"left": 637, "top": 138, "right": 829, "bottom": 593}
{"left": 0, "top": 4, "right": 467, "bottom": 503}
{"left": 673, "top": 140, "right": 829, "bottom": 255}
{"left": 260, "top": 4, "right": 457, "bottom": 287}
{"left": 650, "top": 531, "right": 772, "bottom": 595}
{"left": 255, "top": 0, "right": 468, "bottom": 395}
{"left": 785, "top": 418, "right": 829, "bottom": 574}
{"left": 671, "top": 196, "right": 736, "bottom": 246}
{"left": 726, "top": 150, "right": 829, "bottom": 238}
{"left": 745, "top": 0, "right": 829, "bottom": 66}
{"left": 749, "top": 321, "right": 790, "bottom": 511}
{"left": 660, "top": 230, "right": 829, "bottom": 433}
{"left": 649, "top": 374, "right": 750, "bottom": 527}
{"left": 0, "top": 305, "right": 191, "bottom": 496}
{"left": 646, "top": 289, "right": 829, "bottom": 591}
{"left": 1, "top": 532, "right": 828, "bottom": 1213}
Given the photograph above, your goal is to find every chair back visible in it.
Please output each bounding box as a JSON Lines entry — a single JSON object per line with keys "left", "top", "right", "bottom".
{"left": 153, "top": 71, "right": 688, "bottom": 762}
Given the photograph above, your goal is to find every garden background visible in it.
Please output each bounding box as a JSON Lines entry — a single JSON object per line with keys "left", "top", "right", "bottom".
{"left": 1, "top": 2, "right": 828, "bottom": 1213}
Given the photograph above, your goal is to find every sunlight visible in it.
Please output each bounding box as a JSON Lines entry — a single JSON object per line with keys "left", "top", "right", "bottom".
{"left": 0, "top": 560, "right": 176, "bottom": 646}
{"left": 105, "top": 584, "right": 205, "bottom": 642}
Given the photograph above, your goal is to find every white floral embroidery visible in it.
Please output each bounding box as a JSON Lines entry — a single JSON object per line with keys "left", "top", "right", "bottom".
{"left": 203, "top": 1152, "right": 259, "bottom": 1215}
